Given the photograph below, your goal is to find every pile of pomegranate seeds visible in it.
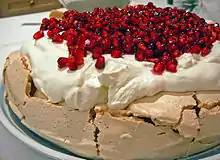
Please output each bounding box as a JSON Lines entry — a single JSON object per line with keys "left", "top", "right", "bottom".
{"left": 33, "top": 2, "right": 220, "bottom": 74}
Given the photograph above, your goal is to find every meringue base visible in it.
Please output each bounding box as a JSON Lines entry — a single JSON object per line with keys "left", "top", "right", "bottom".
{"left": 3, "top": 52, "right": 220, "bottom": 160}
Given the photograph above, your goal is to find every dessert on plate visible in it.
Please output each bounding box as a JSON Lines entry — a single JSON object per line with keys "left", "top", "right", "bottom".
{"left": 3, "top": 2, "right": 220, "bottom": 160}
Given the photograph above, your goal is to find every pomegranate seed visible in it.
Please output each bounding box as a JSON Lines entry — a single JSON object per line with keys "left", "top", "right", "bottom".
{"left": 146, "top": 58, "right": 160, "bottom": 63}
{"left": 201, "top": 48, "right": 210, "bottom": 57}
{"left": 217, "top": 34, "right": 220, "bottom": 40}
{"left": 125, "top": 43, "right": 133, "bottom": 53}
{"left": 147, "top": 2, "right": 154, "bottom": 8}
{"left": 50, "top": 17, "right": 57, "bottom": 23}
{"left": 68, "top": 29, "right": 77, "bottom": 36}
{"left": 135, "top": 52, "right": 144, "bottom": 61}
{"left": 102, "top": 30, "right": 109, "bottom": 37}
{"left": 49, "top": 22, "right": 57, "bottom": 30}
{"left": 76, "top": 58, "right": 84, "bottom": 65}
{"left": 47, "top": 30, "right": 55, "bottom": 38}
{"left": 92, "top": 23, "right": 102, "bottom": 29}
{"left": 92, "top": 47, "right": 103, "bottom": 54}
{"left": 33, "top": 30, "right": 44, "bottom": 40}
{"left": 161, "top": 53, "right": 172, "bottom": 63}
{"left": 156, "top": 41, "right": 165, "bottom": 52}
{"left": 57, "top": 57, "right": 68, "bottom": 68}
{"left": 92, "top": 53, "right": 102, "bottom": 59}
{"left": 111, "top": 49, "right": 122, "bottom": 58}
{"left": 145, "top": 49, "right": 153, "bottom": 57}
{"left": 190, "top": 45, "right": 201, "bottom": 53}
{"left": 69, "top": 45, "right": 78, "bottom": 55}
{"left": 75, "top": 49, "right": 85, "bottom": 59}
{"left": 137, "top": 43, "right": 147, "bottom": 51}
{"left": 68, "top": 63, "right": 77, "bottom": 71}
{"left": 111, "top": 24, "right": 119, "bottom": 29}
{"left": 77, "top": 35, "right": 86, "bottom": 48}
{"left": 95, "top": 56, "right": 105, "bottom": 69}
{"left": 143, "top": 37, "right": 150, "bottom": 43}
{"left": 42, "top": 18, "right": 50, "bottom": 25}
{"left": 171, "top": 50, "right": 181, "bottom": 58}
{"left": 67, "top": 56, "right": 77, "bottom": 71}
{"left": 112, "top": 38, "right": 120, "bottom": 48}
{"left": 67, "top": 39, "right": 75, "bottom": 47}
{"left": 166, "top": 60, "right": 178, "bottom": 73}
{"left": 52, "top": 34, "right": 63, "bottom": 43}
{"left": 102, "top": 39, "right": 111, "bottom": 50}
{"left": 40, "top": 24, "right": 47, "bottom": 31}
{"left": 125, "top": 35, "right": 133, "bottom": 43}
{"left": 153, "top": 62, "right": 165, "bottom": 75}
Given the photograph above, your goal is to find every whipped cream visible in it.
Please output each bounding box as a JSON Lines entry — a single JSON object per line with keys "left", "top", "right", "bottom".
{"left": 21, "top": 37, "right": 220, "bottom": 111}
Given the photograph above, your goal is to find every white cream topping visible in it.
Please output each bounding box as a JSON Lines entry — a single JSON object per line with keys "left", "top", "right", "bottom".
{"left": 21, "top": 37, "right": 220, "bottom": 111}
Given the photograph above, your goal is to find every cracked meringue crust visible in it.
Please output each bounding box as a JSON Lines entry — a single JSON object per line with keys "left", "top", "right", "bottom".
{"left": 3, "top": 52, "right": 220, "bottom": 160}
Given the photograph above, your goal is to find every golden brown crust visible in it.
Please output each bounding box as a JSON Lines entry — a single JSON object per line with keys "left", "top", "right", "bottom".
{"left": 4, "top": 52, "right": 220, "bottom": 160}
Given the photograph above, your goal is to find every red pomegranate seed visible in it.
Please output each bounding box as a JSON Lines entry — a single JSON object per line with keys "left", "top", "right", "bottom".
{"left": 42, "top": 18, "right": 50, "bottom": 25}
{"left": 125, "top": 43, "right": 133, "bottom": 53}
{"left": 92, "top": 23, "right": 102, "bottom": 29}
{"left": 135, "top": 52, "right": 144, "bottom": 61}
{"left": 102, "top": 30, "right": 109, "bottom": 37}
{"left": 57, "top": 57, "right": 68, "bottom": 68}
{"left": 147, "top": 2, "right": 154, "bottom": 8}
{"left": 52, "top": 34, "right": 63, "bottom": 43}
{"left": 95, "top": 56, "right": 105, "bottom": 69}
{"left": 112, "top": 38, "right": 120, "bottom": 48}
{"left": 171, "top": 50, "right": 181, "bottom": 58}
{"left": 102, "top": 39, "right": 111, "bottom": 50}
{"left": 75, "top": 49, "right": 85, "bottom": 59}
{"left": 67, "top": 56, "right": 77, "bottom": 71}
{"left": 47, "top": 30, "right": 55, "bottom": 38}
{"left": 77, "top": 35, "right": 86, "bottom": 49}
{"left": 49, "top": 22, "right": 57, "bottom": 30}
{"left": 68, "top": 63, "right": 77, "bottom": 71}
{"left": 146, "top": 58, "right": 160, "bottom": 63}
{"left": 153, "top": 62, "right": 165, "bottom": 75}
{"left": 50, "top": 17, "right": 57, "bottom": 23}
{"left": 161, "top": 52, "right": 171, "bottom": 63}
{"left": 92, "top": 53, "right": 102, "bottom": 59}
{"left": 145, "top": 49, "right": 153, "bottom": 57}
{"left": 137, "top": 43, "right": 147, "bottom": 51}
{"left": 166, "top": 60, "right": 178, "bottom": 73}
{"left": 92, "top": 47, "right": 103, "bottom": 54}
{"left": 201, "top": 48, "right": 211, "bottom": 57}
{"left": 156, "top": 41, "right": 165, "bottom": 52}
{"left": 125, "top": 35, "right": 133, "bottom": 43}
{"left": 111, "top": 49, "right": 122, "bottom": 58}
{"left": 111, "top": 24, "right": 119, "bottom": 29}
{"left": 33, "top": 30, "right": 44, "bottom": 40}
{"left": 76, "top": 58, "right": 84, "bottom": 65}
{"left": 40, "top": 24, "right": 48, "bottom": 31}
{"left": 190, "top": 45, "right": 201, "bottom": 53}
{"left": 69, "top": 45, "right": 78, "bottom": 55}
{"left": 67, "top": 39, "right": 75, "bottom": 47}
{"left": 217, "top": 34, "right": 220, "bottom": 40}
{"left": 68, "top": 29, "right": 77, "bottom": 36}
{"left": 143, "top": 37, "right": 150, "bottom": 43}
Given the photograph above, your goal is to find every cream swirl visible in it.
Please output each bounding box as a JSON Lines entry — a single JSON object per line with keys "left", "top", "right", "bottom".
{"left": 21, "top": 37, "right": 220, "bottom": 111}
